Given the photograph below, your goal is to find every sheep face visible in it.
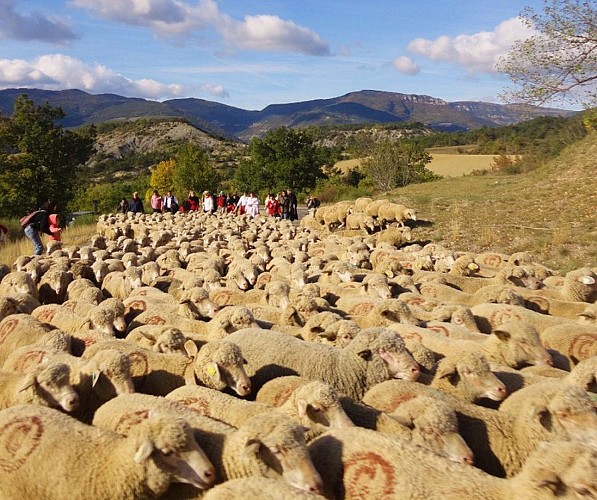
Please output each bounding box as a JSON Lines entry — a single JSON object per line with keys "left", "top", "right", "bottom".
{"left": 492, "top": 321, "right": 553, "bottom": 368}
{"left": 436, "top": 353, "right": 507, "bottom": 402}
{"left": 136, "top": 415, "right": 216, "bottom": 490}
{"left": 294, "top": 383, "right": 354, "bottom": 432}
{"left": 32, "top": 363, "right": 80, "bottom": 412}
{"left": 240, "top": 414, "right": 324, "bottom": 495}
{"left": 88, "top": 349, "right": 135, "bottom": 398}
{"left": 544, "top": 386, "right": 597, "bottom": 445}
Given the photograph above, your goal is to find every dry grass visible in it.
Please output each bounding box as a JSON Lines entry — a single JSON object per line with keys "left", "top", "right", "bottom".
{"left": 0, "top": 222, "right": 98, "bottom": 268}
{"left": 385, "top": 131, "right": 597, "bottom": 273}
{"left": 335, "top": 153, "right": 505, "bottom": 177}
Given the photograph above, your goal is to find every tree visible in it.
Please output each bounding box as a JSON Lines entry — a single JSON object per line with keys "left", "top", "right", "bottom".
{"left": 498, "top": 0, "right": 597, "bottom": 108}
{"left": 148, "top": 159, "right": 176, "bottom": 197}
{"left": 172, "top": 144, "right": 221, "bottom": 197}
{"left": 0, "top": 94, "right": 95, "bottom": 216}
{"left": 361, "top": 140, "right": 437, "bottom": 191}
{"left": 233, "top": 127, "right": 329, "bottom": 194}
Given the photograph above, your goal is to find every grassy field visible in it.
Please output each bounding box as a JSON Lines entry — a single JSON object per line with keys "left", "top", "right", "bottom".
{"left": 382, "top": 131, "right": 597, "bottom": 273}
{"left": 335, "top": 152, "right": 504, "bottom": 178}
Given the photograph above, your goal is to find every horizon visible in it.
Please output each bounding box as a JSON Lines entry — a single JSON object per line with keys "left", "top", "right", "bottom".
{"left": 0, "top": 1, "right": 572, "bottom": 110}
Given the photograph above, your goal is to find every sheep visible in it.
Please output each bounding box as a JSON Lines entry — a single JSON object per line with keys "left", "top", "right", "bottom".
{"left": 364, "top": 199, "right": 390, "bottom": 218}
{"left": 166, "top": 381, "right": 354, "bottom": 440}
{"left": 66, "top": 278, "right": 104, "bottom": 304}
{"left": 350, "top": 299, "right": 421, "bottom": 329}
{"left": 470, "top": 302, "right": 577, "bottom": 333}
{"left": 0, "top": 313, "right": 70, "bottom": 366}
{"left": 201, "top": 477, "right": 325, "bottom": 500}
{"left": 5, "top": 344, "right": 134, "bottom": 421}
{"left": 82, "top": 338, "right": 251, "bottom": 397}
{"left": 225, "top": 327, "right": 420, "bottom": 399}
{"left": 345, "top": 212, "right": 379, "bottom": 233}
{"left": 0, "top": 296, "right": 19, "bottom": 322}
{"left": 540, "top": 323, "right": 597, "bottom": 365}
{"left": 37, "top": 265, "right": 72, "bottom": 304}
{"left": 125, "top": 326, "right": 187, "bottom": 353}
{"left": 0, "top": 362, "right": 79, "bottom": 412}
{"left": 0, "top": 404, "right": 215, "bottom": 498}
{"left": 309, "top": 428, "right": 597, "bottom": 500}
{"left": 389, "top": 320, "right": 553, "bottom": 370}
{"left": 92, "top": 393, "right": 324, "bottom": 494}
{"left": 0, "top": 270, "right": 39, "bottom": 298}
{"left": 256, "top": 375, "right": 473, "bottom": 465}
{"left": 361, "top": 379, "right": 596, "bottom": 478}
{"left": 421, "top": 351, "right": 508, "bottom": 403}
{"left": 373, "top": 225, "right": 413, "bottom": 248}
{"left": 417, "top": 281, "right": 527, "bottom": 308}
{"left": 101, "top": 266, "right": 143, "bottom": 300}
{"left": 377, "top": 202, "right": 418, "bottom": 226}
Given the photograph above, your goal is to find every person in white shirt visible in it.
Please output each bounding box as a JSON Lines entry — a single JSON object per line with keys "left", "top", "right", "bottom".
{"left": 162, "top": 191, "right": 178, "bottom": 213}
{"left": 202, "top": 191, "right": 214, "bottom": 213}
{"left": 236, "top": 192, "right": 248, "bottom": 215}
{"left": 245, "top": 192, "right": 260, "bottom": 218}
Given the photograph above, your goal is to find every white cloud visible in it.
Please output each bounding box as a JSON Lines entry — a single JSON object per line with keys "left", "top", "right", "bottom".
{"left": 220, "top": 14, "right": 329, "bottom": 56}
{"left": 200, "top": 83, "right": 229, "bottom": 98}
{"left": 392, "top": 56, "right": 420, "bottom": 75}
{"left": 0, "top": 54, "right": 186, "bottom": 99}
{"left": 0, "top": 0, "right": 77, "bottom": 43}
{"left": 407, "top": 17, "right": 534, "bottom": 73}
{"left": 69, "top": 0, "right": 330, "bottom": 55}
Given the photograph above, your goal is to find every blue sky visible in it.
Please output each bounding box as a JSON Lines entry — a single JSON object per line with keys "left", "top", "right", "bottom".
{"left": 0, "top": 0, "right": 549, "bottom": 110}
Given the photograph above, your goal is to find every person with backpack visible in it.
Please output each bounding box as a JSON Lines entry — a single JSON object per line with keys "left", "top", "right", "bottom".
{"left": 21, "top": 200, "right": 58, "bottom": 256}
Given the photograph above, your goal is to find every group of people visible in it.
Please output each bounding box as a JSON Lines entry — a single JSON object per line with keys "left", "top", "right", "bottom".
{"left": 116, "top": 189, "right": 305, "bottom": 221}
{"left": 264, "top": 190, "right": 299, "bottom": 220}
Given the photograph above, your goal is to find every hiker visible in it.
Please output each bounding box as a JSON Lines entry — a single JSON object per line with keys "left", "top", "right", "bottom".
{"left": 22, "top": 200, "right": 58, "bottom": 256}
{"left": 129, "top": 192, "right": 144, "bottom": 214}
{"left": 150, "top": 190, "right": 163, "bottom": 213}
{"left": 117, "top": 198, "right": 129, "bottom": 214}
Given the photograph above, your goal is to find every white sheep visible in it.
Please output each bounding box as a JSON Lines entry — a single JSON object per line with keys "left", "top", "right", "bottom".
{"left": 309, "top": 427, "right": 597, "bottom": 499}
{"left": 0, "top": 404, "right": 215, "bottom": 498}
{"left": 225, "top": 327, "right": 420, "bottom": 399}
{"left": 0, "top": 362, "right": 79, "bottom": 412}
{"left": 92, "top": 393, "right": 324, "bottom": 494}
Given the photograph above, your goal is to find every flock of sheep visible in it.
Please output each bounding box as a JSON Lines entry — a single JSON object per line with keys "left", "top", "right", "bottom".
{"left": 0, "top": 195, "right": 595, "bottom": 499}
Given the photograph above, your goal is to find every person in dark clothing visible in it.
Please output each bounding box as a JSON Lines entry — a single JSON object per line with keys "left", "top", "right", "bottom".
{"left": 129, "top": 192, "right": 144, "bottom": 214}
{"left": 117, "top": 198, "right": 129, "bottom": 214}
{"left": 23, "top": 199, "right": 58, "bottom": 256}
{"left": 280, "top": 190, "right": 290, "bottom": 219}
{"left": 287, "top": 189, "right": 298, "bottom": 221}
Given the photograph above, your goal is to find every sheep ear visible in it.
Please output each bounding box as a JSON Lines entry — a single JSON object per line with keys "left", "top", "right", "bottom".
{"left": 297, "top": 399, "right": 309, "bottom": 418}
{"left": 243, "top": 438, "right": 261, "bottom": 457}
{"left": 134, "top": 438, "right": 155, "bottom": 463}
{"left": 388, "top": 412, "right": 414, "bottom": 429}
{"left": 316, "top": 329, "right": 336, "bottom": 340}
{"left": 578, "top": 275, "right": 595, "bottom": 285}
{"left": 91, "top": 370, "right": 102, "bottom": 387}
{"left": 18, "top": 373, "right": 37, "bottom": 392}
{"left": 529, "top": 404, "right": 553, "bottom": 429}
{"left": 435, "top": 361, "right": 457, "bottom": 381}
{"left": 184, "top": 340, "right": 198, "bottom": 358}
{"left": 138, "top": 331, "right": 156, "bottom": 341}
{"left": 534, "top": 469, "right": 562, "bottom": 492}
{"left": 493, "top": 328, "right": 511, "bottom": 342}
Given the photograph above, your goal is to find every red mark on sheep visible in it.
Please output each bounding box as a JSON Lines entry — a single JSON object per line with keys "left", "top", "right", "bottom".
{"left": 385, "top": 393, "right": 417, "bottom": 413}
{"left": 568, "top": 334, "right": 597, "bottom": 361}
{"left": 344, "top": 451, "right": 395, "bottom": 499}
{"left": 145, "top": 316, "right": 166, "bottom": 325}
{"left": 176, "top": 397, "right": 210, "bottom": 416}
{"left": 489, "top": 308, "right": 522, "bottom": 326}
{"left": 0, "top": 318, "right": 19, "bottom": 344}
{"left": 427, "top": 325, "right": 450, "bottom": 337}
{"left": 116, "top": 410, "right": 150, "bottom": 434}
{"left": 0, "top": 416, "right": 44, "bottom": 472}
{"left": 13, "top": 350, "right": 48, "bottom": 372}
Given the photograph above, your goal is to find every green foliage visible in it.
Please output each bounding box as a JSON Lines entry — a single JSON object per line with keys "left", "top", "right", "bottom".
{"left": 361, "top": 139, "right": 439, "bottom": 191}
{"left": 497, "top": 0, "right": 597, "bottom": 108}
{"left": 172, "top": 143, "right": 221, "bottom": 196}
{"left": 0, "top": 94, "right": 95, "bottom": 216}
{"left": 69, "top": 176, "right": 149, "bottom": 213}
{"left": 233, "top": 127, "right": 329, "bottom": 194}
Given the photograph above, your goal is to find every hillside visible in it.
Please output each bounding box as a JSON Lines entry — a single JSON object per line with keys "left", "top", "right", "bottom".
{"left": 385, "top": 131, "right": 596, "bottom": 272}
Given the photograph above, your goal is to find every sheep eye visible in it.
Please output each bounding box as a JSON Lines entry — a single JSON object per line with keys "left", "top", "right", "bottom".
{"left": 574, "top": 487, "right": 591, "bottom": 496}
{"left": 161, "top": 448, "right": 175, "bottom": 457}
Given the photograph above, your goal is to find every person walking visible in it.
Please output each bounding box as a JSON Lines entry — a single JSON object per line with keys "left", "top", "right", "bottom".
{"left": 150, "top": 190, "right": 163, "bottom": 213}
{"left": 117, "top": 198, "right": 129, "bottom": 214}
{"left": 22, "top": 200, "right": 58, "bottom": 256}
{"left": 245, "top": 192, "right": 260, "bottom": 218}
{"left": 162, "top": 191, "right": 178, "bottom": 214}
{"left": 187, "top": 191, "right": 200, "bottom": 211}
{"left": 129, "top": 192, "right": 144, "bottom": 214}
{"left": 202, "top": 191, "right": 214, "bottom": 213}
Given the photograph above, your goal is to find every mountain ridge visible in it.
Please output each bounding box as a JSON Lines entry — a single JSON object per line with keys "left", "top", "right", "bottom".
{"left": 0, "top": 88, "right": 576, "bottom": 141}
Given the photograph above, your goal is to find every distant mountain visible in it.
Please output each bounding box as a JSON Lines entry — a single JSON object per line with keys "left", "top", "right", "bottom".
{"left": 0, "top": 88, "right": 576, "bottom": 141}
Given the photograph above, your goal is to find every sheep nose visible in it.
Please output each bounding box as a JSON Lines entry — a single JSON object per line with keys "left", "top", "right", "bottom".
{"left": 462, "top": 456, "right": 474, "bottom": 466}
{"left": 497, "top": 386, "right": 507, "bottom": 394}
